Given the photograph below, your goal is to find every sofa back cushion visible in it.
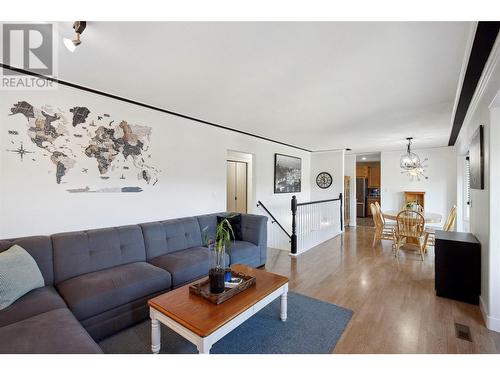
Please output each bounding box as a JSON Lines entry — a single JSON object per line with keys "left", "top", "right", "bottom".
{"left": 52, "top": 225, "right": 146, "bottom": 284}
{"left": 0, "top": 236, "right": 54, "bottom": 285}
{"left": 217, "top": 214, "right": 243, "bottom": 240}
{"left": 140, "top": 217, "right": 203, "bottom": 260}
{"left": 195, "top": 212, "right": 227, "bottom": 244}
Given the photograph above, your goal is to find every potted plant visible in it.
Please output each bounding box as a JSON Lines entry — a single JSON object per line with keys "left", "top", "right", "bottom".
{"left": 405, "top": 201, "right": 418, "bottom": 211}
{"left": 203, "top": 217, "right": 235, "bottom": 294}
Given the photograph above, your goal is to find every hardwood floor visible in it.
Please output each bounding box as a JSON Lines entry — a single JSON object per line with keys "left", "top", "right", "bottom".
{"left": 264, "top": 225, "right": 500, "bottom": 353}
{"left": 355, "top": 216, "right": 374, "bottom": 227}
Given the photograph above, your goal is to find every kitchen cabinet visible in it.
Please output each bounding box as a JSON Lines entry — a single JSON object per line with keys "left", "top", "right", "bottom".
{"left": 356, "top": 165, "right": 369, "bottom": 178}
{"left": 368, "top": 166, "right": 380, "bottom": 188}
{"left": 357, "top": 163, "right": 380, "bottom": 188}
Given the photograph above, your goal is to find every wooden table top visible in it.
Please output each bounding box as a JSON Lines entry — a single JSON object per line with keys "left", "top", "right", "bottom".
{"left": 148, "top": 264, "right": 289, "bottom": 337}
{"left": 383, "top": 210, "right": 442, "bottom": 224}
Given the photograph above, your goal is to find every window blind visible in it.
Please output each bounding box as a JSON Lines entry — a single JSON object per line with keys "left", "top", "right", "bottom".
{"left": 465, "top": 156, "right": 471, "bottom": 205}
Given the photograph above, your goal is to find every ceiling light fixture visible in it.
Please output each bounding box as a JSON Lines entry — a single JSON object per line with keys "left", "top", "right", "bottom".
{"left": 64, "top": 21, "right": 87, "bottom": 52}
{"left": 362, "top": 157, "right": 367, "bottom": 160}
{"left": 400, "top": 137, "right": 428, "bottom": 181}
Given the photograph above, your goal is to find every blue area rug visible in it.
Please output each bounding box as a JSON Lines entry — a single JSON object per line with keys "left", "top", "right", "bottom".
{"left": 99, "top": 292, "right": 353, "bottom": 354}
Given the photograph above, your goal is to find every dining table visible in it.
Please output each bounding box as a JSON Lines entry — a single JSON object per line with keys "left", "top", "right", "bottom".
{"left": 383, "top": 210, "right": 442, "bottom": 224}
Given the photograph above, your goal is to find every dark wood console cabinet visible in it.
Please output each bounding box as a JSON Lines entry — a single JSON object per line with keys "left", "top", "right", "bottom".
{"left": 435, "top": 230, "right": 481, "bottom": 305}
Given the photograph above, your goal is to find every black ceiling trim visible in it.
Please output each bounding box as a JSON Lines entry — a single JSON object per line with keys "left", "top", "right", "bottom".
{"left": 448, "top": 21, "right": 500, "bottom": 146}
{"left": 0, "top": 63, "right": 312, "bottom": 153}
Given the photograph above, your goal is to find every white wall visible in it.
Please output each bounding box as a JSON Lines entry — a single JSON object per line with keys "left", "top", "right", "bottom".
{"left": 380, "top": 146, "right": 457, "bottom": 224}
{"left": 310, "top": 150, "right": 344, "bottom": 201}
{"left": 489, "top": 102, "right": 500, "bottom": 331}
{"left": 0, "top": 85, "right": 311, "bottom": 241}
{"left": 454, "top": 33, "right": 500, "bottom": 331}
{"left": 456, "top": 32, "right": 500, "bottom": 332}
{"left": 344, "top": 154, "right": 357, "bottom": 226}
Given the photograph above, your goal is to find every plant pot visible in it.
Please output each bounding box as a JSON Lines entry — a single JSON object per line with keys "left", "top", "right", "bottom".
{"left": 209, "top": 268, "right": 226, "bottom": 294}
{"left": 208, "top": 244, "right": 226, "bottom": 294}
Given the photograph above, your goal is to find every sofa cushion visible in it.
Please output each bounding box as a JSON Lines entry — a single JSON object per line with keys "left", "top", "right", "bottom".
{"left": 196, "top": 212, "right": 226, "bottom": 242}
{"left": 150, "top": 247, "right": 229, "bottom": 287}
{"left": 141, "top": 217, "right": 204, "bottom": 260}
{"left": 0, "top": 308, "right": 102, "bottom": 354}
{"left": 0, "top": 286, "right": 66, "bottom": 328}
{"left": 197, "top": 213, "right": 267, "bottom": 247}
{"left": 81, "top": 290, "right": 164, "bottom": 341}
{"left": 56, "top": 262, "right": 171, "bottom": 321}
{"left": 226, "top": 241, "right": 260, "bottom": 266}
{"left": 240, "top": 214, "right": 268, "bottom": 246}
{"left": 52, "top": 225, "right": 147, "bottom": 284}
{"left": 0, "top": 245, "right": 45, "bottom": 310}
{"left": 0, "top": 236, "right": 54, "bottom": 285}
{"left": 217, "top": 214, "right": 243, "bottom": 240}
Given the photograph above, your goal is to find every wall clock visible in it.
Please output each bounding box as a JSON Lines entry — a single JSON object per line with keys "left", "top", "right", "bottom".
{"left": 316, "top": 172, "right": 332, "bottom": 189}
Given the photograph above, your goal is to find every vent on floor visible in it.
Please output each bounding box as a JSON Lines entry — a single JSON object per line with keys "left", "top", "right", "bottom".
{"left": 454, "top": 323, "right": 473, "bottom": 342}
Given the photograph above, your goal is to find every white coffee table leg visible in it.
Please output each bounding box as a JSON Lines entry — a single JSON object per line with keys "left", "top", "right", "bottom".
{"left": 151, "top": 318, "right": 161, "bottom": 354}
{"left": 197, "top": 338, "right": 212, "bottom": 354}
{"left": 280, "top": 285, "right": 288, "bottom": 322}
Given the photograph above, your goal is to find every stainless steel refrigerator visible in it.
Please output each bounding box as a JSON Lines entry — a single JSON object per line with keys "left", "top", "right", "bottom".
{"left": 356, "top": 178, "right": 368, "bottom": 217}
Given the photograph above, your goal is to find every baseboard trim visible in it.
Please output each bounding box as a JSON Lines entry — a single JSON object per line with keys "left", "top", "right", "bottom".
{"left": 479, "top": 296, "right": 489, "bottom": 325}
{"left": 479, "top": 296, "right": 500, "bottom": 332}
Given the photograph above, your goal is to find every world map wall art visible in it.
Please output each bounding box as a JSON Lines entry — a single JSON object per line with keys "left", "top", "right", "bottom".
{"left": 6, "top": 101, "right": 161, "bottom": 193}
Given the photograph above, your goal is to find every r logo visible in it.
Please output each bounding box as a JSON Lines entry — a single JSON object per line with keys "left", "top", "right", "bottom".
{"left": 2, "top": 24, "right": 53, "bottom": 75}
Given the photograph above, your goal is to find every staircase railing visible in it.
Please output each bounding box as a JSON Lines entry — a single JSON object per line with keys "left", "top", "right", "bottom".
{"left": 256, "top": 200, "right": 291, "bottom": 239}
{"left": 257, "top": 193, "right": 343, "bottom": 255}
{"left": 291, "top": 193, "right": 343, "bottom": 255}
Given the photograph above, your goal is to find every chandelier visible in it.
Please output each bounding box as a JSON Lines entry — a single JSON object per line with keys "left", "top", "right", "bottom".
{"left": 400, "top": 137, "right": 428, "bottom": 181}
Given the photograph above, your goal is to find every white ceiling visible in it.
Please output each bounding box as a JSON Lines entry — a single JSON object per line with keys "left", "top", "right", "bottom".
{"left": 356, "top": 153, "right": 381, "bottom": 162}
{"left": 11, "top": 22, "right": 474, "bottom": 152}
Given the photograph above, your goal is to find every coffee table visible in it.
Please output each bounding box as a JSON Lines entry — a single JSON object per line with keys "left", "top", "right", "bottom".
{"left": 148, "top": 264, "right": 289, "bottom": 354}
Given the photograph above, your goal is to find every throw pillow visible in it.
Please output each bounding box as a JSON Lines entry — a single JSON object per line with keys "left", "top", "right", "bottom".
{"left": 217, "top": 214, "right": 243, "bottom": 241}
{"left": 0, "top": 244, "right": 44, "bottom": 310}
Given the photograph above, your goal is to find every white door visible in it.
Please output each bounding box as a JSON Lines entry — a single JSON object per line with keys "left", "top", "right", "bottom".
{"left": 226, "top": 160, "right": 248, "bottom": 213}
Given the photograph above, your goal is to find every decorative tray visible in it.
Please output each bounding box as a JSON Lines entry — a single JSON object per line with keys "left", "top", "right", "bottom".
{"left": 189, "top": 270, "right": 256, "bottom": 305}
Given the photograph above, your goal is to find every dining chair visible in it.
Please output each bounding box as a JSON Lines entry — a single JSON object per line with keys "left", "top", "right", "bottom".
{"left": 370, "top": 203, "right": 396, "bottom": 248}
{"left": 375, "top": 201, "right": 396, "bottom": 225}
{"left": 373, "top": 201, "right": 383, "bottom": 225}
{"left": 395, "top": 210, "right": 429, "bottom": 261}
{"left": 443, "top": 205, "right": 458, "bottom": 231}
{"left": 426, "top": 205, "right": 457, "bottom": 246}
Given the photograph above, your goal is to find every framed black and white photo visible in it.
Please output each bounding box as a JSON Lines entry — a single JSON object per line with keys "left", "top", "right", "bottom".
{"left": 274, "top": 153, "right": 301, "bottom": 193}
{"left": 469, "top": 125, "right": 484, "bottom": 190}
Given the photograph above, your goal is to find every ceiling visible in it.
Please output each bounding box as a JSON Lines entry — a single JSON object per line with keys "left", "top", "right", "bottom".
{"left": 6, "top": 22, "right": 473, "bottom": 153}
{"left": 356, "top": 153, "right": 381, "bottom": 162}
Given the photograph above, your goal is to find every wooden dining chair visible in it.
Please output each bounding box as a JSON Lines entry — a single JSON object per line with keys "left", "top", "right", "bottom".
{"left": 370, "top": 203, "right": 396, "bottom": 248}
{"left": 395, "top": 210, "right": 429, "bottom": 261}
{"left": 443, "top": 205, "right": 458, "bottom": 231}
{"left": 426, "top": 205, "right": 457, "bottom": 246}
{"left": 375, "top": 201, "right": 396, "bottom": 225}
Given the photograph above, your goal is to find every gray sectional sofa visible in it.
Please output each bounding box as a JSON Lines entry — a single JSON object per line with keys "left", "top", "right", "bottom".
{"left": 0, "top": 212, "right": 267, "bottom": 354}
